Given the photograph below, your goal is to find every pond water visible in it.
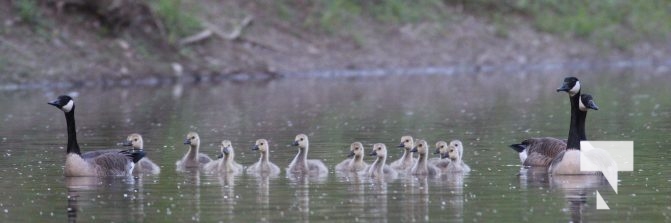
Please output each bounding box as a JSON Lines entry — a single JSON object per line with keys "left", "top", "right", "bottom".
{"left": 0, "top": 71, "right": 670, "bottom": 222}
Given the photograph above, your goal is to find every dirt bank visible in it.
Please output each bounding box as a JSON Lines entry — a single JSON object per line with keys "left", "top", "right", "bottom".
{"left": 1, "top": 1, "right": 670, "bottom": 89}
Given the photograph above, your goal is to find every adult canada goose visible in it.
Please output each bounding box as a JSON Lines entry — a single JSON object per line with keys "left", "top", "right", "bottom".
{"left": 549, "top": 77, "right": 600, "bottom": 175}
{"left": 390, "top": 135, "right": 417, "bottom": 171}
{"left": 48, "top": 95, "right": 141, "bottom": 176}
{"left": 247, "top": 139, "right": 281, "bottom": 176}
{"left": 288, "top": 134, "right": 329, "bottom": 176}
{"left": 176, "top": 132, "right": 213, "bottom": 170}
{"left": 430, "top": 141, "right": 451, "bottom": 171}
{"left": 120, "top": 133, "right": 161, "bottom": 175}
{"left": 444, "top": 140, "right": 471, "bottom": 173}
{"left": 335, "top": 142, "right": 369, "bottom": 172}
{"left": 367, "top": 143, "right": 398, "bottom": 179}
{"left": 204, "top": 140, "right": 243, "bottom": 175}
{"left": 410, "top": 140, "right": 440, "bottom": 176}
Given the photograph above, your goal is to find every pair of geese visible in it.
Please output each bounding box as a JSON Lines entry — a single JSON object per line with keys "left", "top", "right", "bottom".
{"left": 510, "top": 76, "right": 600, "bottom": 175}
{"left": 335, "top": 137, "right": 471, "bottom": 179}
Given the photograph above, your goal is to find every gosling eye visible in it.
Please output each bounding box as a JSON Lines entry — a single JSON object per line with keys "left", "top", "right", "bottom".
{"left": 191, "top": 136, "right": 195, "bottom": 139}
{"left": 300, "top": 138, "right": 304, "bottom": 141}
{"left": 134, "top": 139, "right": 138, "bottom": 142}
{"left": 440, "top": 146, "right": 444, "bottom": 148}
{"left": 419, "top": 144, "right": 422, "bottom": 147}
{"left": 377, "top": 147, "right": 381, "bottom": 151}
{"left": 405, "top": 140, "right": 409, "bottom": 142}
{"left": 354, "top": 147, "right": 359, "bottom": 150}
{"left": 260, "top": 142, "right": 264, "bottom": 145}
{"left": 455, "top": 143, "right": 459, "bottom": 147}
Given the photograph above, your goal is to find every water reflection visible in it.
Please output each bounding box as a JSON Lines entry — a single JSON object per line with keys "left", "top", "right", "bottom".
{"left": 551, "top": 175, "right": 609, "bottom": 223}
{"left": 438, "top": 173, "right": 466, "bottom": 223}
{"left": 254, "top": 175, "right": 271, "bottom": 223}
{"left": 289, "top": 176, "right": 310, "bottom": 223}
{"left": 367, "top": 178, "right": 389, "bottom": 223}
{"left": 64, "top": 176, "right": 140, "bottom": 222}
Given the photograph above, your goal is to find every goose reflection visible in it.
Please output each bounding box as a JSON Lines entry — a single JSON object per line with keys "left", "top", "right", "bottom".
{"left": 65, "top": 176, "right": 141, "bottom": 223}
{"left": 550, "top": 175, "right": 609, "bottom": 223}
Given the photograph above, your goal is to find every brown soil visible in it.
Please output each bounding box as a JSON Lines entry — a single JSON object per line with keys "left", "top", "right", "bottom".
{"left": 1, "top": 1, "right": 669, "bottom": 88}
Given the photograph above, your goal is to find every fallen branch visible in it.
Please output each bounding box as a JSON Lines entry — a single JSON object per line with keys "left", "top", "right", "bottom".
{"left": 179, "top": 15, "right": 253, "bottom": 46}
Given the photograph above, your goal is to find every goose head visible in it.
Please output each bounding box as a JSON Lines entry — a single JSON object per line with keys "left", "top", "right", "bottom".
{"left": 253, "top": 139, "right": 270, "bottom": 153}
{"left": 121, "top": 133, "right": 144, "bottom": 150}
{"left": 557, "top": 76, "right": 580, "bottom": 96}
{"left": 183, "top": 132, "right": 200, "bottom": 147}
{"left": 48, "top": 95, "right": 75, "bottom": 113}
{"left": 398, "top": 135, "right": 414, "bottom": 150}
{"left": 218, "top": 140, "right": 233, "bottom": 159}
{"left": 579, "top": 94, "right": 599, "bottom": 112}
{"left": 292, "top": 134, "right": 309, "bottom": 149}
{"left": 369, "top": 143, "right": 387, "bottom": 158}
{"left": 434, "top": 141, "right": 449, "bottom": 159}
{"left": 448, "top": 140, "right": 463, "bottom": 161}
{"left": 410, "top": 139, "right": 429, "bottom": 156}
{"left": 348, "top": 142, "right": 365, "bottom": 158}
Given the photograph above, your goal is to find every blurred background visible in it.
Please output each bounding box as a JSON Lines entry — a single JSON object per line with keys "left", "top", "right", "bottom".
{"left": 1, "top": 0, "right": 670, "bottom": 87}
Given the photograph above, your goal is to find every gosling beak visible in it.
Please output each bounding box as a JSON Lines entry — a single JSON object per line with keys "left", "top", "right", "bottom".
{"left": 252, "top": 145, "right": 259, "bottom": 150}
{"left": 347, "top": 151, "right": 355, "bottom": 158}
{"left": 369, "top": 151, "right": 377, "bottom": 156}
{"left": 292, "top": 141, "right": 299, "bottom": 146}
{"left": 183, "top": 139, "right": 191, "bottom": 145}
{"left": 441, "top": 153, "right": 449, "bottom": 159}
{"left": 586, "top": 100, "right": 599, "bottom": 110}
{"left": 217, "top": 153, "right": 224, "bottom": 159}
{"left": 397, "top": 143, "right": 404, "bottom": 148}
{"left": 121, "top": 140, "right": 133, "bottom": 147}
{"left": 556, "top": 82, "right": 571, "bottom": 92}
{"left": 433, "top": 148, "right": 440, "bottom": 154}
{"left": 222, "top": 146, "right": 230, "bottom": 155}
{"left": 410, "top": 147, "right": 418, "bottom": 153}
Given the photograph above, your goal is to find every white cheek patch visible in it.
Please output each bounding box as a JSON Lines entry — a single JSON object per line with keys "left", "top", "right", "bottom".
{"left": 569, "top": 81, "right": 581, "bottom": 96}
{"left": 61, "top": 100, "right": 74, "bottom": 112}
{"left": 579, "top": 96, "right": 588, "bottom": 111}
{"left": 519, "top": 149, "right": 528, "bottom": 163}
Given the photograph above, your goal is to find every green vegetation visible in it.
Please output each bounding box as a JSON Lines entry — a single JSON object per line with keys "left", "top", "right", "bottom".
{"left": 13, "top": 0, "right": 40, "bottom": 24}
{"left": 150, "top": 0, "right": 202, "bottom": 43}
{"left": 448, "top": 0, "right": 671, "bottom": 49}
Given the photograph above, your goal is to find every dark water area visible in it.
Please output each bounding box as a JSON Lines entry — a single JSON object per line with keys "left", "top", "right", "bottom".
{"left": 0, "top": 71, "right": 670, "bottom": 222}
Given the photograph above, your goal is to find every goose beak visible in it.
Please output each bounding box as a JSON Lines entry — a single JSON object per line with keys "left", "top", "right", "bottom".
{"left": 121, "top": 140, "right": 133, "bottom": 146}
{"left": 47, "top": 100, "right": 60, "bottom": 107}
{"left": 586, "top": 100, "right": 599, "bottom": 110}
{"left": 556, "top": 82, "right": 571, "bottom": 92}
{"left": 410, "top": 147, "right": 418, "bottom": 153}
{"left": 397, "top": 143, "right": 404, "bottom": 148}
{"left": 433, "top": 148, "right": 440, "bottom": 154}
{"left": 369, "top": 151, "right": 377, "bottom": 156}
{"left": 347, "top": 151, "right": 355, "bottom": 158}
{"left": 292, "top": 141, "right": 299, "bottom": 146}
{"left": 183, "top": 139, "right": 191, "bottom": 145}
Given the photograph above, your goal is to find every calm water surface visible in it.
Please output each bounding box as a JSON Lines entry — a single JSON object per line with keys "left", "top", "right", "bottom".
{"left": 0, "top": 71, "right": 670, "bottom": 222}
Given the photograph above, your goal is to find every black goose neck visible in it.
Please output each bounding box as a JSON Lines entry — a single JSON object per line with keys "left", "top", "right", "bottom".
{"left": 566, "top": 91, "right": 587, "bottom": 149}
{"left": 64, "top": 108, "right": 81, "bottom": 155}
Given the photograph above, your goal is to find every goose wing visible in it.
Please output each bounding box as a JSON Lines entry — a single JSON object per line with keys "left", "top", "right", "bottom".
{"left": 81, "top": 149, "right": 122, "bottom": 159}
{"left": 523, "top": 137, "right": 567, "bottom": 166}
{"left": 88, "top": 152, "right": 134, "bottom": 176}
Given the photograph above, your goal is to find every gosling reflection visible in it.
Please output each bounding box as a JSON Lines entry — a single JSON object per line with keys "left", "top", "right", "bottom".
{"left": 439, "top": 173, "right": 466, "bottom": 223}
{"left": 399, "top": 176, "right": 430, "bottom": 222}
{"left": 289, "top": 176, "right": 310, "bottom": 223}
{"left": 218, "top": 173, "right": 236, "bottom": 222}
{"left": 255, "top": 175, "right": 271, "bottom": 223}
{"left": 366, "top": 177, "right": 389, "bottom": 223}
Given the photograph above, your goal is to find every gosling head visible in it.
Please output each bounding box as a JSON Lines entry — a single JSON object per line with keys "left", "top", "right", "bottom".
{"left": 292, "top": 134, "right": 309, "bottom": 149}
{"left": 183, "top": 132, "right": 200, "bottom": 147}
{"left": 410, "top": 139, "right": 428, "bottom": 155}
{"left": 121, "top": 133, "right": 144, "bottom": 150}
{"left": 557, "top": 76, "right": 580, "bottom": 96}
{"left": 369, "top": 143, "right": 387, "bottom": 158}
{"left": 218, "top": 140, "right": 233, "bottom": 159}
{"left": 48, "top": 95, "right": 75, "bottom": 113}
{"left": 448, "top": 140, "right": 463, "bottom": 160}
{"left": 434, "top": 141, "right": 449, "bottom": 159}
{"left": 579, "top": 94, "right": 599, "bottom": 112}
{"left": 253, "top": 139, "right": 270, "bottom": 153}
{"left": 348, "top": 142, "right": 364, "bottom": 158}
{"left": 398, "top": 135, "right": 414, "bottom": 150}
